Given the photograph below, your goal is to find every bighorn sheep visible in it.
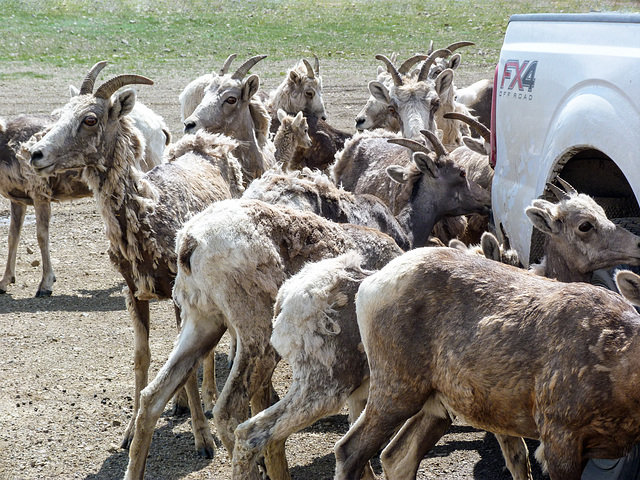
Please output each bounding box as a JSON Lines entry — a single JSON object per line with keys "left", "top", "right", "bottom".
{"left": 334, "top": 247, "right": 640, "bottom": 480}
{"left": 449, "top": 231, "right": 522, "bottom": 267}
{"left": 0, "top": 114, "right": 90, "bottom": 297}
{"left": 1, "top": 62, "right": 168, "bottom": 298}
{"left": 264, "top": 55, "right": 326, "bottom": 120}
{"left": 25, "top": 63, "right": 245, "bottom": 457}
{"left": 124, "top": 198, "right": 403, "bottom": 480}
{"left": 527, "top": 178, "right": 640, "bottom": 283}
{"left": 273, "top": 109, "right": 312, "bottom": 169}
{"left": 232, "top": 252, "right": 384, "bottom": 480}
{"left": 183, "top": 54, "right": 275, "bottom": 186}
{"left": 455, "top": 78, "right": 494, "bottom": 130}
{"left": 333, "top": 130, "right": 490, "bottom": 246}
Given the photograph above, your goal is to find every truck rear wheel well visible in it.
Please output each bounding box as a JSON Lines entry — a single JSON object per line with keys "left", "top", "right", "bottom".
{"left": 529, "top": 148, "right": 640, "bottom": 264}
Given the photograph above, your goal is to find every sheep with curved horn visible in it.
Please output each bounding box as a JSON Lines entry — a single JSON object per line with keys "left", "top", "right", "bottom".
{"left": 26, "top": 62, "right": 247, "bottom": 461}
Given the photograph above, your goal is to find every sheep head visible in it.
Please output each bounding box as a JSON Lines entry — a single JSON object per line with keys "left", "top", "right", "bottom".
{"left": 183, "top": 55, "right": 267, "bottom": 135}
{"left": 29, "top": 62, "right": 152, "bottom": 176}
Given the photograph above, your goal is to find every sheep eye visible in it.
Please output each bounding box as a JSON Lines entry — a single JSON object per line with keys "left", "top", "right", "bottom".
{"left": 83, "top": 115, "right": 98, "bottom": 127}
{"left": 388, "top": 106, "right": 396, "bottom": 114}
{"left": 305, "top": 91, "right": 314, "bottom": 98}
{"left": 579, "top": 221, "right": 593, "bottom": 232}
{"left": 432, "top": 100, "right": 441, "bottom": 111}
{"left": 459, "top": 170, "right": 466, "bottom": 178}
{"left": 226, "top": 96, "right": 237, "bottom": 105}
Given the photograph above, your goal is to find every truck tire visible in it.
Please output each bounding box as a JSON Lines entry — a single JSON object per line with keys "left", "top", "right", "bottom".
{"left": 584, "top": 218, "right": 640, "bottom": 480}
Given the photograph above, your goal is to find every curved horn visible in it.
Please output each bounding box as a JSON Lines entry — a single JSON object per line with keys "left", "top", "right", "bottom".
{"left": 427, "top": 40, "right": 434, "bottom": 55}
{"left": 375, "top": 54, "right": 403, "bottom": 86}
{"left": 79, "top": 61, "right": 108, "bottom": 95}
{"left": 547, "top": 182, "right": 570, "bottom": 201}
{"left": 421, "top": 129, "right": 447, "bottom": 158}
{"left": 444, "top": 112, "right": 491, "bottom": 143}
{"left": 445, "top": 41, "right": 475, "bottom": 53}
{"left": 313, "top": 54, "right": 320, "bottom": 75}
{"left": 418, "top": 48, "right": 451, "bottom": 82}
{"left": 556, "top": 176, "right": 578, "bottom": 195}
{"left": 231, "top": 54, "right": 267, "bottom": 81}
{"left": 398, "top": 54, "right": 428, "bottom": 75}
{"left": 302, "top": 59, "right": 315, "bottom": 79}
{"left": 218, "top": 54, "right": 237, "bottom": 75}
{"left": 387, "top": 137, "right": 431, "bottom": 154}
{"left": 94, "top": 75, "right": 154, "bottom": 100}
{"left": 499, "top": 222, "right": 512, "bottom": 250}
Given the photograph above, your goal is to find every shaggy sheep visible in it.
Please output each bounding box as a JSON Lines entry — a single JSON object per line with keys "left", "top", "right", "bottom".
{"left": 25, "top": 63, "right": 245, "bottom": 457}
{"left": 272, "top": 109, "right": 312, "bottom": 169}
{"left": 123, "top": 198, "right": 403, "bottom": 480}
{"left": 334, "top": 247, "right": 640, "bottom": 480}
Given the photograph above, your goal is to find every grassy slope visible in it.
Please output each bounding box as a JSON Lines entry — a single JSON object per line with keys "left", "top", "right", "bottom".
{"left": 1, "top": 0, "right": 637, "bottom": 78}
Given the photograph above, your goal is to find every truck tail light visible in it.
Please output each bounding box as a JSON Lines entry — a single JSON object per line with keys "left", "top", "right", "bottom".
{"left": 490, "top": 64, "right": 499, "bottom": 168}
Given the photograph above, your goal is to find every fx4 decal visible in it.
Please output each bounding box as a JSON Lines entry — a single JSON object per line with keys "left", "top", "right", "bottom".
{"left": 499, "top": 59, "right": 538, "bottom": 100}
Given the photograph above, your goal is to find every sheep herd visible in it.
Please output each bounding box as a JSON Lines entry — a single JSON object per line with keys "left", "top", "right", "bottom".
{"left": 3, "top": 42, "right": 640, "bottom": 480}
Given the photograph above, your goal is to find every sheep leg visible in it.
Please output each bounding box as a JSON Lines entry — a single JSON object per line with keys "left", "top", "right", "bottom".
{"left": 124, "top": 313, "right": 226, "bottom": 480}
{"left": 539, "top": 435, "right": 584, "bottom": 480}
{"left": 380, "top": 402, "right": 453, "bottom": 479}
{"left": 345, "top": 380, "right": 377, "bottom": 480}
{"left": 201, "top": 350, "right": 218, "bottom": 413}
{"left": 213, "top": 330, "right": 278, "bottom": 457}
{"left": 334, "top": 386, "right": 426, "bottom": 480}
{"left": 0, "top": 201, "right": 26, "bottom": 294}
{"left": 33, "top": 200, "right": 55, "bottom": 297}
{"left": 121, "top": 289, "right": 151, "bottom": 450}
{"left": 494, "top": 434, "right": 532, "bottom": 480}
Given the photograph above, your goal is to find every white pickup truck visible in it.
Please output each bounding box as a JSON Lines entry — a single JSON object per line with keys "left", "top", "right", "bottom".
{"left": 490, "top": 12, "right": 640, "bottom": 480}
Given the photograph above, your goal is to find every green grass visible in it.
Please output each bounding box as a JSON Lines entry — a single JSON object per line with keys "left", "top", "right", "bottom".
{"left": 0, "top": 0, "right": 638, "bottom": 72}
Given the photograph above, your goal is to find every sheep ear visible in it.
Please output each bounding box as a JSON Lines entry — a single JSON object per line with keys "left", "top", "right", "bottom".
{"left": 525, "top": 201, "right": 562, "bottom": 235}
{"left": 448, "top": 239, "right": 467, "bottom": 251}
{"left": 480, "top": 232, "right": 501, "bottom": 262}
{"left": 386, "top": 165, "right": 410, "bottom": 184}
{"left": 615, "top": 271, "right": 640, "bottom": 307}
{"left": 292, "top": 111, "right": 304, "bottom": 127}
{"left": 277, "top": 109, "right": 288, "bottom": 123}
{"left": 412, "top": 152, "right": 438, "bottom": 178}
{"left": 242, "top": 74, "right": 260, "bottom": 101}
{"left": 69, "top": 85, "right": 80, "bottom": 97}
{"left": 449, "top": 54, "right": 462, "bottom": 70}
{"left": 435, "top": 69, "right": 454, "bottom": 96}
{"left": 462, "top": 136, "right": 486, "bottom": 154}
{"left": 111, "top": 88, "right": 136, "bottom": 119}
{"left": 289, "top": 69, "right": 302, "bottom": 84}
{"left": 369, "top": 81, "right": 391, "bottom": 105}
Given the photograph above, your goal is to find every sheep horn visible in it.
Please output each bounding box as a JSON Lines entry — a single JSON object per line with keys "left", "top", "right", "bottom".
{"left": 79, "top": 61, "right": 108, "bottom": 95}
{"left": 547, "top": 182, "right": 570, "bottom": 201}
{"left": 444, "top": 112, "right": 491, "bottom": 143}
{"left": 556, "top": 176, "right": 578, "bottom": 195}
{"left": 231, "top": 54, "right": 267, "bottom": 80}
{"left": 398, "top": 54, "right": 428, "bottom": 75}
{"left": 313, "top": 54, "right": 320, "bottom": 75}
{"left": 218, "top": 54, "right": 237, "bottom": 75}
{"left": 418, "top": 48, "right": 451, "bottom": 82}
{"left": 445, "top": 41, "right": 475, "bottom": 53}
{"left": 427, "top": 40, "right": 434, "bottom": 55}
{"left": 94, "top": 75, "right": 154, "bottom": 100}
{"left": 302, "top": 59, "right": 315, "bottom": 79}
{"left": 500, "top": 222, "right": 512, "bottom": 250}
{"left": 375, "top": 54, "right": 403, "bottom": 86}
{"left": 387, "top": 138, "right": 431, "bottom": 154}
{"left": 421, "top": 129, "right": 447, "bottom": 158}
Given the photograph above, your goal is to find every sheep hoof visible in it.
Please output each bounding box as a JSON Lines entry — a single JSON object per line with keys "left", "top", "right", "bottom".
{"left": 198, "top": 444, "right": 215, "bottom": 459}
{"left": 120, "top": 435, "right": 133, "bottom": 450}
{"left": 35, "top": 289, "right": 52, "bottom": 298}
{"left": 170, "top": 402, "right": 190, "bottom": 416}
{"left": 0, "top": 288, "right": 6, "bottom": 295}
{"left": 204, "top": 409, "right": 214, "bottom": 419}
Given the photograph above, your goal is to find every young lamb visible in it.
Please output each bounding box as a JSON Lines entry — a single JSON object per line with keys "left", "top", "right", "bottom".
{"left": 449, "top": 231, "right": 522, "bottom": 267}
{"left": 183, "top": 54, "right": 275, "bottom": 186}
{"left": 332, "top": 129, "right": 490, "bottom": 246}
{"left": 25, "top": 63, "right": 245, "bottom": 457}
{"left": 272, "top": 109, "right": 312, "bottom": 169}
{"left": 334, "top": 247, "right": 640, "bottom": 480}
{"left": 123, "top": 198, "right": 403, "bottom": 480}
